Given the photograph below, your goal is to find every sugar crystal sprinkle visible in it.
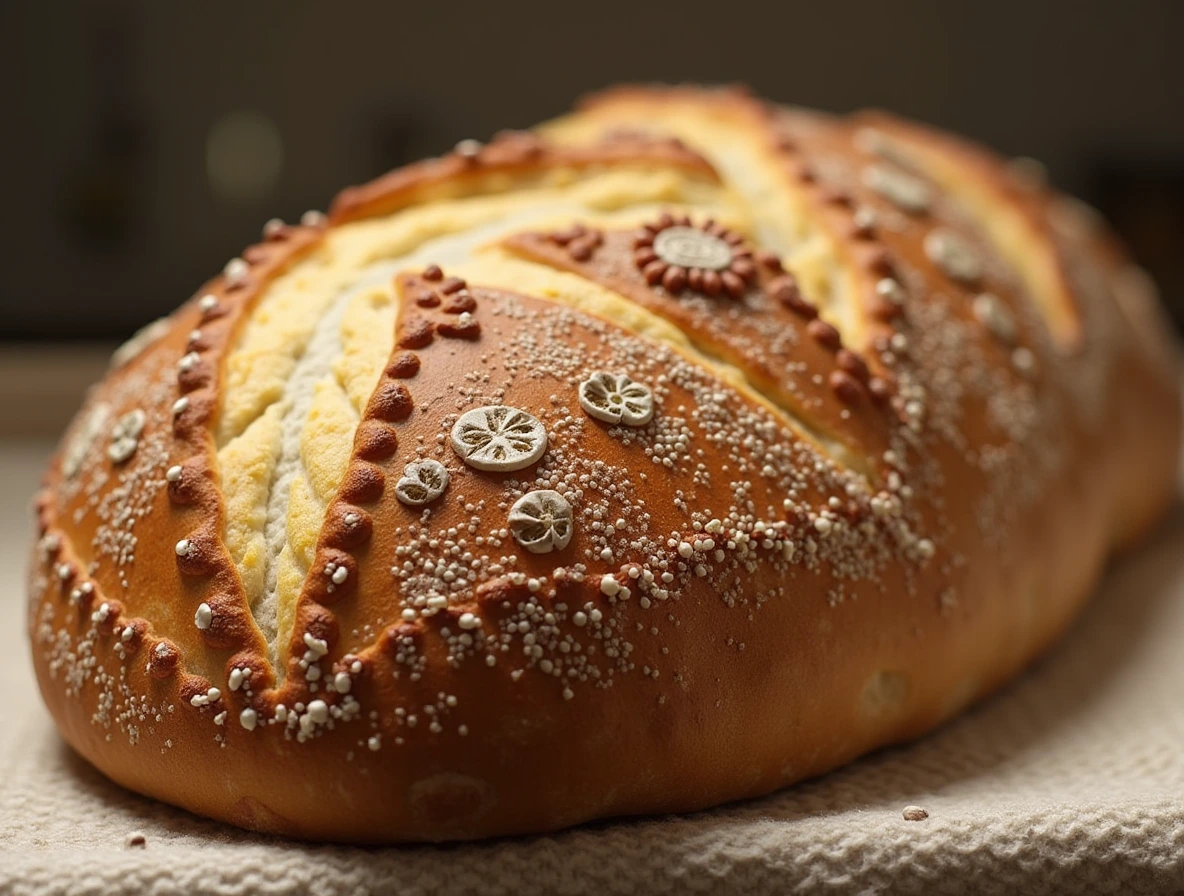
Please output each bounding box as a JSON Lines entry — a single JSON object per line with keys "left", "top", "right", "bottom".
{"left": 194, "top": 602, "right": 213, "bottom": 630}
{"left": 454, "top": 139, "right": 483, "bottom": 158}
{"left": 223, "top": 257, "right": 250, "bottom": 284}
{"left": 876, "top": 278, "right": 906, "bottom": 307}
{"left": 458, "top": 612, "right": 481, "bottom": 630}
{"left": 308, "top": 700, "right": 329, "bottom": 724}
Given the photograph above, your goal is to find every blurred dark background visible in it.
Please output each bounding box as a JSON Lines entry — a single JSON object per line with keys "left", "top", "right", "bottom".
{"left": 1, "top": 0, "right": 1182, "bottom": 342}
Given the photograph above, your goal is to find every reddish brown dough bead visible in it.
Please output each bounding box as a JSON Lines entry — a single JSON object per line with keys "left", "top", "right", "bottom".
{"left": 807, "top": 318, "right": 842, "bottom": 350}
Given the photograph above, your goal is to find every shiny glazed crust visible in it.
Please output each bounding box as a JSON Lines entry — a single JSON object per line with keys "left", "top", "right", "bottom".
{"left": 27, "top": 85, "right": 1182, "bottom": 843}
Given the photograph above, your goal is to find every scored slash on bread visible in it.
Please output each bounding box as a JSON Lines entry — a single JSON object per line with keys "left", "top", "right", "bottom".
{"left": 27, "top": 84, "right": 1182, "bottom": 843}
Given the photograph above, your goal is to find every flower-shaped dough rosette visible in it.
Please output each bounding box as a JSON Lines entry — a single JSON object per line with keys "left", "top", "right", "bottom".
{"left": 450, "top": 405, "right": 548, "bottom": 472}
{"left": 507, "top": 489, "right": 574, "bottom": 554}
{"left": 633, "top": 214, "right": 757, "bottom": 299}
{"left": 578, "top": 372, "right": 655, "bottom": 426}
{"left": 108, "top": 409, "right": 146, "bottom": 464}
{"left": 394, "top": 460, "right": 450, "bottom": 506}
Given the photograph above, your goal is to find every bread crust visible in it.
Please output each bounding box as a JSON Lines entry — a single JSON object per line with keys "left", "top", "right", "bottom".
{"left": 27, "top": 85, "right": 1181, "bottom": 843}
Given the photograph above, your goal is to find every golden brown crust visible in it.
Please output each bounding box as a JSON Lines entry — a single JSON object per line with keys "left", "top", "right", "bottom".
{"left": 329, "top": 129, "right": 720, "bottom": 225}
{"left": 27, "top": 84, "right": 1182, "bottom": 843}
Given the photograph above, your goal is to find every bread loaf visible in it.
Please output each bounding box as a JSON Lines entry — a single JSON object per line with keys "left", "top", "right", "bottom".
{"left": 27, "top": 85, "right": 1182, "bottom": 843}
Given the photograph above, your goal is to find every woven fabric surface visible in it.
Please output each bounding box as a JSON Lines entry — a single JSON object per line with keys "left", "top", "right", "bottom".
{"left": 3, "top": 440, "right": 1184, "bottom": 896}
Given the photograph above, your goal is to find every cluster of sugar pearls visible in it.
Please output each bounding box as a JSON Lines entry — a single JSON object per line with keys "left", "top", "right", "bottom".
{"left": 855, "top": 133, "right": 1068, "bottom": 516}
{"left": 875, "top": 259, "right": 1065, "bottom": 546}
{"left": 267, "top": 688, "right": 363, "bottom": 743}
{"left": 391, "top": 509, "right": 516, "bottom": 618}
{"left": 88, "top": 361, "right": 174, "bottom": 587}
{"left": 31, "top": 355, "right": 198, "bottom": 752}
{"left": 36, "top": 600, "right": 180, "bottom": 751}
{"left": 54, "top": 356, "right": 175, "bottom": 590}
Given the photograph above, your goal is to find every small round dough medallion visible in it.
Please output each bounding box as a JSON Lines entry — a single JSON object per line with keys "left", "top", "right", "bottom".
{"left": 578, "top": 372, "right": 655, "bottom": 426}
{"left": 450, "top": 405, "right": 548, "bottom": 472}
{"left": 861, "top": 163, "right": 933, "bottom": 214}
{"left": 108, "top": 409, "right": 147, "bottom": 464}
{"left": 653, "top": 226, "right": 733, "bottom": 271}
{"left": 395, "top": 460, "right": 450, "bottom": 506}
{"left": 508, "top": 489, "right": 574, "bottom": 554}
{"left": 924, "top": 228, "right": 983, "bottom": 284}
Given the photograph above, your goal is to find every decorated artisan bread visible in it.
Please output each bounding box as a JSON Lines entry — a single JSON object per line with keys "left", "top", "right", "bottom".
{"left": 27, "top": 85, "right": 1181, "bottom": 843}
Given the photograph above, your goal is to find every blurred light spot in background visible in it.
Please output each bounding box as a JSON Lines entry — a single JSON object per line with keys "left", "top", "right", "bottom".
{"left": 205, "top": 111, "right": 284, "bottom": 206}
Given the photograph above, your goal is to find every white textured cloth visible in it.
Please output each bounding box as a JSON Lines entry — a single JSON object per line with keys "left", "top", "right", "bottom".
{"left": 4, "top": 439, "right": 1184, "bottom": 895}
